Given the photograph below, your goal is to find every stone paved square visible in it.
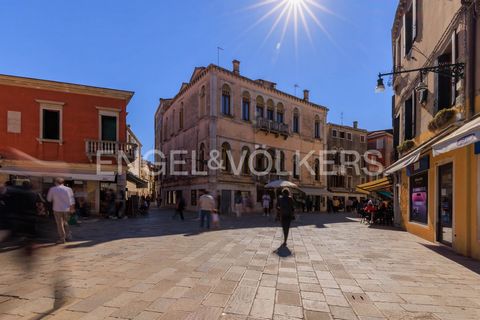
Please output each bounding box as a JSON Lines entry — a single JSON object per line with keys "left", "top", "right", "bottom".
{"left": 1, "top": 210, "right": 480, "bottom": 320}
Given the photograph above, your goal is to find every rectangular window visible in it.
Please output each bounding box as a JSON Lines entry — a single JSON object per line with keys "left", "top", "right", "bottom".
{"left": 360, "top": 136, "right": 365, "bottom": 143}
{"left": 267, "top": 109, "right": 274, "bottom": 121}
{"left": 332, "top": 129, "right": 337, "bottom": 137}
{"left": 410, "top": 172, "right": 428, "bottom": 224}
{"left": 339, "top": 131, "right": 345, "bottom": 139}
{"left": 277, "top": 112, "right": 284, "bottom": 123}
{"left": 101, "top": 115, "right": 117, "bottom": 141}
{"left": 405, "top": 4, "right": 414, "bottom": 55}
{"left": 376, "top": 139, "right": 384, "bottom": 149}
{"left": 42, "top": 109, "right": 60, "bottom": 140}
{"left": 7, "top": 111, "right": 21, "bottom": 133}
{"left": 436, "top": 47, "right": 454, "bottom": 112}
{"left": 404, "top": 95, "right": 414, "bottom": 140}
{"left": 347, "top": 132, "right": 352, "bottom": 140}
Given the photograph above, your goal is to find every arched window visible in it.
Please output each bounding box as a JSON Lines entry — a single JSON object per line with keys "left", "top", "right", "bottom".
{"left": 314, "top": 115, "right": 321, "bottom": 139}
{"left": 221, "top": 142, "right": 231, "bottom": 173}
{"left": 241, "top": 146, "right": 250, "bottom": 174}
{"left": 172, "top": 110, "right": 176, "bottom": 134}
{"left": 266, "top": 99, "right": 274, "bottom": 121}
{"left": 199, "top": 143, "right": 206, "bottom": 172}
{"left": 179, "top": 104, "right": 184, "bottom": 130}
{"left": 276, "top": 103, "right": 284, "bottom": 123}
{"left": 293, "top": 108, "right": 300, "bottom": 133}
{"left": 293, "top": 154, "right": 299, "bottom": 179}
{"left": 256, "top": 96, "right": 265, "bottom": 118}
{"left": 314, "top": 158, "right": 320, "bottom": 181}
{"left": 255, "top": 151, "right": 265, "bottom": 172}
{"left": 242, "top": 92, "right": 250, "bottom": 121}
{"left": 221, "top": 84, "right": 231, "bottom": 115}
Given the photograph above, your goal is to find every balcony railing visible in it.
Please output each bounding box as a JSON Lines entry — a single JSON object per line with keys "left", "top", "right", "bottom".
{"left": 85, "top": 140, "right": 137, "bottom": 161}
{"left": 255, "top": 117, "right": 289, "bottom": 137}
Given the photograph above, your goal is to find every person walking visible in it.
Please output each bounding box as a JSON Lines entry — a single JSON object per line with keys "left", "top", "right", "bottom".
{"left": 174, "top": 196, "right": 185, "bottom": 221}
{"left": 262, "top": 192, "right": 271, "bottom": 216}
{"left": 277, "top": 189, "right": 295, "bottom": 247}
{"left": 198, "top": 190, "right": 215, "bottom": 229}
{"left": 47, "top": 178, "right": 75, "bottom": 244}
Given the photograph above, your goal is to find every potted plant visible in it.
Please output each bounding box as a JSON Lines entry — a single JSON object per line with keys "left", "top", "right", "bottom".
{"left": 428, "top": 107, "right": 457, "bottom": 132}
{"left": 397, "top": 139, "right": 416, "bottom": 155}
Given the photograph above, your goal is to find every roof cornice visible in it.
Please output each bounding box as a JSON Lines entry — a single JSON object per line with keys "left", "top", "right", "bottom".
{"left": 0, "top": 74, "right": 134, "bottom": 103}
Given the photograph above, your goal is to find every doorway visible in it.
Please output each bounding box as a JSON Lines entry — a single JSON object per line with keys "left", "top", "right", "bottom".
{"left": 437, "top": 163, "right": 453, "bottom": 246}
{"left": 221, "top": 190, "right": 232, "bottom": 215}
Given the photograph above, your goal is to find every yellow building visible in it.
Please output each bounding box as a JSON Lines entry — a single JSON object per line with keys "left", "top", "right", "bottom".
{"left": 384, "top": 0, "right": 480, "bottom": 259}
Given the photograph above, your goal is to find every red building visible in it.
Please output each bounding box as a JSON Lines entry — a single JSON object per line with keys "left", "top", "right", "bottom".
{"left": 0, "top": 74, "right": 136, "bottom": 214}
{"left": 367, "top": 129, "right": 394, "bottom": 180}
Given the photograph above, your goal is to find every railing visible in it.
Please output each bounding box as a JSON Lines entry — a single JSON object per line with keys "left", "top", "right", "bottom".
{"left": 255, "top": 117, "right": 289, "bottom": 136}
{"left": 85, "top": 140, "right": 138, "bottom": 161}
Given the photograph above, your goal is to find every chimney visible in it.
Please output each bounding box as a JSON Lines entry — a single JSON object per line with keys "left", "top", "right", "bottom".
{"left": 232, "top": 60, "right": 240, "bottom": 75}
{"left": 353, "top": 121, "right": 358, "bottom": 129}
{"left": 303, "top": 89, "right": 310, "bottom": 102}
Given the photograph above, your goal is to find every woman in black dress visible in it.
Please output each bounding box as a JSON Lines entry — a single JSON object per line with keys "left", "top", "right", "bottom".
{"left": 277, "top": 188, "right": 295, "bottom": 247}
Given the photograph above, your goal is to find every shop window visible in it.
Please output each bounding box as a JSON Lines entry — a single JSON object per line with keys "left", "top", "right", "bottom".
{"left": 410, "top": 172, "right": 428, "bottom": 224}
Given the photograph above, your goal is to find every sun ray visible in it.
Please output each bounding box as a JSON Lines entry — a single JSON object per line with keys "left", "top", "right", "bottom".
{"left": 298, "top": 1, "right": 314, "bottom": 47}
{"left": 262, "top": 2, "right": 292, "bottom": 45}
{"left": 241, "top": 0, "right": 289, "bottom": 36}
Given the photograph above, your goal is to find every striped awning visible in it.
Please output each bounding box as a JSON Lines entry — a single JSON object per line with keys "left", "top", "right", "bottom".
{"left": 355, "top": 177, "right": 392, "bottom": 194}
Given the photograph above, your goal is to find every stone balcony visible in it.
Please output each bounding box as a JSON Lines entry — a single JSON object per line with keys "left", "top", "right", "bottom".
{"left": 255, "top": 117, "right": 289, "bottom": 138}
{"left": 85, "top": 140, "right": 137, "bottom": 162}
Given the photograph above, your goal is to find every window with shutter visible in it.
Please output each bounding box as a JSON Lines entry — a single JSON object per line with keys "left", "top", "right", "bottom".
{"left": 404, "top": 96, "right": 413, "bottom": 140}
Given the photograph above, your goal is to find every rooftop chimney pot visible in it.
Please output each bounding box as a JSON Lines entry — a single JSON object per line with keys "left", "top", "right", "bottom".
{"left": 303, "top": 89, "right": 310, "bottom": 102}
{"left": 232, "top": 60, "right": 240, "bottom": 75}
{"left": 353, "top": 121, "right": 358, "bottom": 129}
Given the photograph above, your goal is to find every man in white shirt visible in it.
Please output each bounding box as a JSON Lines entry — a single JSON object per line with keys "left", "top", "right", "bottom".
{"left": 262, "top": 192, "right": 271, "bottom": 216}
{"left": 198, "top": 190, "right": 215, "bottom": 229}
{"left": 47, "top": 178, "right": 75, "bottom": 244}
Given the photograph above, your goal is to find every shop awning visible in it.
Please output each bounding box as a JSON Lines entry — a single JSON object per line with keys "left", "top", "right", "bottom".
{"left": 127, "top": 172, "right": 149, "bottom": 188}
{"left": 384, "top": 148, "right": 422, "bottom": 176}
{"left": 355, "top": 177, "right": 392, "bottom": 193}
{"left": 432, "top": 116, "right": 480, "bottom": 156}
{"left": 0, "top": 169, "right": 115, "bottom": 181}
{"left": 301, "top": 187, "right": 328, "bottom": 196}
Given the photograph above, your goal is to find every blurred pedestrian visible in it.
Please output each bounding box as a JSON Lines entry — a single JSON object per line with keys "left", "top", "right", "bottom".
{"left": 262, "top": 192, "right": 271, "bottom": 216}
{"left": 277, "top": 188, "right": 295, "bottom": 247}
{"left": 234, "top": 191, "right": 243, "bottom": 218}
{"left": 47, "top": 178, "right": 75, "bottom": 244}
{"left": 198, "top": 190, "right": 215, "bottom": 229}
{"left": 174, "top": 195, "right": 185, "bottom": 221}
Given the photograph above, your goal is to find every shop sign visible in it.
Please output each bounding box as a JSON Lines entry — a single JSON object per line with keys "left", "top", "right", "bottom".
{"left": 410, "top": 172, "right": 428, "bottom": 224}
{"left": 475, "top": 142, "right": 480, "bottom": 155}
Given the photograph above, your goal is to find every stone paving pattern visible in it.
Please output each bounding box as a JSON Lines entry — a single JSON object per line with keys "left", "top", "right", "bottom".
{"left": 1, "top": 210, "right": 480, "bottom": 320}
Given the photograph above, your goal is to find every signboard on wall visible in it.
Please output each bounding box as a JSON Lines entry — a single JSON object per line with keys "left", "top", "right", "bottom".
{"left": 410, "top": 172, "right": 428, "bottom": 224}
{"left": 475, "top": 142, "right": 480, "bottom": 155}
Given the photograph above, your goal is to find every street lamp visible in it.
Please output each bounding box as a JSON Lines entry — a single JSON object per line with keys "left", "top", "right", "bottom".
{"left": 375, "top": 75, "right": 385, "bottom": 93}
{"left": 375, "top": 62, "right": 465, "bottom": 93}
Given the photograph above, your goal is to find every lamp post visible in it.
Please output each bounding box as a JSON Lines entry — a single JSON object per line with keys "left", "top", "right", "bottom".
{"left": 375, "top": 62, "right": 465, "bottom": 93}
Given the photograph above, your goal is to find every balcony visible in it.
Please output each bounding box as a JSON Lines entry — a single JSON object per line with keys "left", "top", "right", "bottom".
{"left": 255, "top": 117, "right": 289, "bottom": 138}
{"left": 85, "top": 140, "right": 137, "bottom": 162}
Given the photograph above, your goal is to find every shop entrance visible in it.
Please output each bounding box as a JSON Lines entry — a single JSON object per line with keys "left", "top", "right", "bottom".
{"left": 437, "top": 163, "right": 453, "bottom": 246}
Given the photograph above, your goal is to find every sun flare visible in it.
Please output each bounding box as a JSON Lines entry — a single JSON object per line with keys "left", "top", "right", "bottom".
{"left": 244, "top": 0, "right": 336, "bottom": 54}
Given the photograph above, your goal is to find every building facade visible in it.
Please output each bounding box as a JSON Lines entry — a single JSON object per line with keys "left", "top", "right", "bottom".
{"left": 155, "top": 61, "right": 328, "bottom": 212}
{"left": 386, "top": 0, "right": 480, "bottom": 259}
{"left": 126, "top": 125, "right": 149, "bottom": 197}
{"left": 0, "top": 74, "right": 136, "bottom": 214}
{"left": 326, "top": 122, "right": 369, "bottom": 207}
{"left": 367, "top": 129, "right": 394, "bottom": 180}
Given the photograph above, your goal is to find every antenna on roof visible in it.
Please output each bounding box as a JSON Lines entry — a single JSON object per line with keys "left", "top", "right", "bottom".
{"left": 294, "top": 84, "right": 299, "bottom": 96}
{"left": 217, "top": 47, "right": 224, "bottom": 66}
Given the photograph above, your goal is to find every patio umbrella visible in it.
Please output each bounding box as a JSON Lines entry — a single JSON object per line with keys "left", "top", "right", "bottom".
{"left": 264, "top": 180, "right": 299, "bottom": 189}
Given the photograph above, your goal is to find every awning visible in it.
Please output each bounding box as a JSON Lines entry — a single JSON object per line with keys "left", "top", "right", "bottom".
{"left": 127, "top": 172, "right": 149, "bottom": 188}
{"left": 301, "top": 187, "right": 328, "bottom": 196}
{"left": 432, "top": 116, "right": 480, "bottom": 156}
{"left": 0, "top": 169, "right": 115, "bottom": 181}
{"left": 384, "top": 148, "right": 422, "bottom": 175}
{"left": 355, "top": 177, "right": 392, "bottom": 193}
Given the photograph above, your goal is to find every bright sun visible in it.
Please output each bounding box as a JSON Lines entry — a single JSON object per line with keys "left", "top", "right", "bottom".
{"left": 244, "top": 0, "right": 336, "bottom": 54}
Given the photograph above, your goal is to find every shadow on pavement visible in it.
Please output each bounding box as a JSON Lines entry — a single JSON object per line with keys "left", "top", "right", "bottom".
{"left": 420, "top": 243, "right": 480, "bottom": 275}
{"left": 274, "top": 245, "right": 292, "bottom": 258}
{"left": 1, "top": 209, "right": 359, "bottom": 250}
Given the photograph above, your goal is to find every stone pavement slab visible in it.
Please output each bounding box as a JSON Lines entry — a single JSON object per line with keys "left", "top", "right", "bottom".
{"left": 1, "top": 210, "right": 480, "bottom": 319}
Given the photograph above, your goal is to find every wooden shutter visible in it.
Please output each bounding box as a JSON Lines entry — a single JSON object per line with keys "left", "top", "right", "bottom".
{"left": 404, "top": 98, "right": 413, "bottom": 140}
{"left": 412, "top": 0, "right": 417, "bottom": 41}
{"left": 434, "top": 59, "right": 439, "bottom": 113}
{"left": 412, "top": 90, "right": 416, "bottom": 138}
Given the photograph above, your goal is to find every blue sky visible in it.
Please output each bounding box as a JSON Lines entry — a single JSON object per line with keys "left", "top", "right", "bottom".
{"left": 0, "top": 0, "right": 397, "bottom": 155}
